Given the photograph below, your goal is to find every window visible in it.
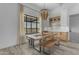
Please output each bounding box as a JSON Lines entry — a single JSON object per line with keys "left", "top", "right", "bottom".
{"left": 24, "top": 14, "right": 39, "bottom": 34}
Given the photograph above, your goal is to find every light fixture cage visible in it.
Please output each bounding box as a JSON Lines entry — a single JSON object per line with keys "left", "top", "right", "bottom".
{"left": 40, "top": 9, "right": 48, "bottom": 20}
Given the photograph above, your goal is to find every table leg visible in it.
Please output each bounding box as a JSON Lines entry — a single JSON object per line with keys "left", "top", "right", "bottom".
{"left": 32, "top": 39, "right": 42, "bottom": 52}
{"left": 31, "top": 39, "right": 33, "bottom": 46}
{"left": 28, "top": 39, "right": 30, "bottom": 45}
{"left": 39, "top": 39, "right": 42, "bottom": 52}
{"left": 32, "top": 39, "right": 34, "bottom": 48}
{"left": 28, "top": 39, "right": 32, "bottom": 47}
{"left": 28, "top": 38, "right": 43, "bottom": 53}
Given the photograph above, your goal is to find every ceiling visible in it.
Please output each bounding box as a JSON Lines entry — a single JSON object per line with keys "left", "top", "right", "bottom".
{"left": 23, "top": 3, "right": 60, "bottom": 11}
{"left": 33, "top": 3, "right": 60, "bottom": 11}
{"left": 23, "top": 3, "right": 77, "bottom": 12}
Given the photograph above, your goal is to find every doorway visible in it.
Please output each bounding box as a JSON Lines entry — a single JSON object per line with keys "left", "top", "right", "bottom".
{"left": 69, "top": 14, "right": 79, "bottom": 43}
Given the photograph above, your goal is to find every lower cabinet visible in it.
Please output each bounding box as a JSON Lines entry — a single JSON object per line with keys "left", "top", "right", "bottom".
{"left": 51, "top": 32, "right": 68, "bottom": 42}
{"left": 42, "top": 31, "right": 69, "bottom": 42}
{"left": 59, "top": 32, "right": 68, "bottom": 42}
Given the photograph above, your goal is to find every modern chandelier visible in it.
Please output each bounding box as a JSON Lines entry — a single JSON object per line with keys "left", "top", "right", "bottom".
{"left": 40, "top": 9, "right": 48, "bottom": 20}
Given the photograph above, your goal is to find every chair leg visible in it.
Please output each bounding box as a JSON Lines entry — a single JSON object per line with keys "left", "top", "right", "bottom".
{"left": 43, "top": 47, "right": 45, "bottom": 53}
{"left": 31, "top": 39, "right": 34, "bottom": 48}
{"left": 28, "top": 39, "right": 30, "bottom": 45}
{"left": 28, "top": 39, "right": 33, "bottom": 48}
{"left": 49, "top": 48, "right": 51, "bottom": 54}
{"left": 42, "top": 47, "right": 51, "bottom": 55}
{"left": 39, "top": 46, "right": 41, "bottom": 52}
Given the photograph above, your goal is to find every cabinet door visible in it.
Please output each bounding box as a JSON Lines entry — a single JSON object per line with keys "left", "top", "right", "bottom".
{"left": 60, "top": 32, "right": 68, "bottom": 42}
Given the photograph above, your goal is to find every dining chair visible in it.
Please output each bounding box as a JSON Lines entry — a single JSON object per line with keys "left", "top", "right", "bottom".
{"left": 40, "top": 32, "right": 60, "bottom": 54}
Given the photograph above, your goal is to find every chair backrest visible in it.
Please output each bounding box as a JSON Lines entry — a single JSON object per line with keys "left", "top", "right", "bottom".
{"left": 42, "top": 32, "right": 55, "bottom": 42}
{"left": 41, "top": 32, "right": 60, "bottom": 48}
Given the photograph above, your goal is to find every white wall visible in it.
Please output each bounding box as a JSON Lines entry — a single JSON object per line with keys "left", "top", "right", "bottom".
{"left": 50, "top": 7, "right": 61, "bottom": 17}
{"left": 61, "top": 7, "right": 69, "bottom": 27}
{"left": 49, "top": 5, "right": 69, "bottom": 32}
{"left": 69, "top": 4, "right": 79, "bottom": 15}
{"left": 50, "top": 5, "right": 69, "bottom": 26}
{"left": 0, "top": 3, "right": 19, "bottom": 49}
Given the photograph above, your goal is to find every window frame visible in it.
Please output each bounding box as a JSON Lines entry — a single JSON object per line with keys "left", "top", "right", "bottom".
{"left": 24, "top": 14, "right": 39, "bottom": 34}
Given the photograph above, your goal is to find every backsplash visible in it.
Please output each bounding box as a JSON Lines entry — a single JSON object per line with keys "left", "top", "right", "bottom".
{"left": 43, "top": 26, "right": 69, "bottom": 32}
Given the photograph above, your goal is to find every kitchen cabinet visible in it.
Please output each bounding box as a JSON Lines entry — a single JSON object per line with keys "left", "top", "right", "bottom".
{"left": 59, "top": 32, "right": 68, "bottom": 42}
{"left": 49, "top": 16, "right": 60, "bottom": 26}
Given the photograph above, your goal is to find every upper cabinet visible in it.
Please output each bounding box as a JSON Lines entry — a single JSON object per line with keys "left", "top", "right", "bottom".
{"left": 52, "top": 16, "right": 60, "bottom": 23}
{"left": 49, "top": 16, "right": 60, "bottom": 26}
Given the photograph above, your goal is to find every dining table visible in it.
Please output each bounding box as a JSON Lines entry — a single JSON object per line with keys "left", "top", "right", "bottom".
{"left": 26, "top": 33, "right": 49, "bottom": 52}
{"left": 26, "top": 33, "right": 43, "bottom": 52}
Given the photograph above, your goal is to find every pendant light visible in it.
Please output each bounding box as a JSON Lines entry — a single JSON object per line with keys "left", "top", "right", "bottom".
{"left": 40, "top": 3, "right": 48, "bottom": 20}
